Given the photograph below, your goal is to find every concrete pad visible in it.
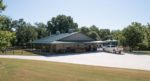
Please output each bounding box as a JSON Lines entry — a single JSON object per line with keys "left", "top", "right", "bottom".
{"left": 0, "top": 52, "right": 150, "bottom": 71}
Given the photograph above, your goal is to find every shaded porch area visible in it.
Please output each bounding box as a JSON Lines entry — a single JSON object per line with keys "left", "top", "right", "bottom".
{"left": 33, "top": 41, "right": 98, "bottom": 53}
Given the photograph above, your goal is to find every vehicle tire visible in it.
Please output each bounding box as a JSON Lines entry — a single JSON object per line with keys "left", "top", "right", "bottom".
{"left": 119, "top": 51, "right": 122, "bottom": 54}
{"left": 102, "top": 48, "right": 105, "bottom": 52}
{"left": 113, "top": 50, "right": 116, "bottom": 54}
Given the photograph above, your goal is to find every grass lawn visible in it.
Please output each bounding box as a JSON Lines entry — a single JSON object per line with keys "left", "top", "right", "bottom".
{"left": 0, "top": 58, "right": 150, "bottom": 81}
{"left": 0, "top": 50, "right": 39, "bottom": 56}
{"left": 131, "top": 51, "right": 150, "bottom": 55}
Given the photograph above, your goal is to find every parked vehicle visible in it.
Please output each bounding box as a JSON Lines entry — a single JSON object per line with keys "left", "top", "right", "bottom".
{"left": 102, "top": 40, "right": 123, "bottom": 54}
{"left": 103, "top": 45, "right": 123, "bottom": 54}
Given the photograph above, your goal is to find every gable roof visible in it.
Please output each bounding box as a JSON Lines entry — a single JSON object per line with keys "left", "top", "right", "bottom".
{"left": 59, "top": 32, "right": 94, "bottom": 42}
{"left": 32, "top": 32, "right": 95, "bottom": 44}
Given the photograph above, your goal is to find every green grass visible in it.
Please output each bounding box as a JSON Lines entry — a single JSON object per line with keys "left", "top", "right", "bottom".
{"left": 0, "top": 50, "right": 39, "bottom": 55}
{"left": 0, "top": 58, "right": 150, "bottom": 81}
{"left": 131, "top": 51, "right": 150, "bottom": 55}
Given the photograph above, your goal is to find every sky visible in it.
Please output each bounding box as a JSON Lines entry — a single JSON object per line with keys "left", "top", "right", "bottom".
{"left": 2, "top": 0, "right": 150, "bottom": 30}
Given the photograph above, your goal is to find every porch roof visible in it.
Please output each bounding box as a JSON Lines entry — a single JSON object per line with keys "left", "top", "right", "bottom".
{"left": 40, "top": 41, "right": 104, "bottom": 44}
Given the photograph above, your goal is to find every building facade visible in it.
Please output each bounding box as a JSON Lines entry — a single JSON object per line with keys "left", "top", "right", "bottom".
{"left": 32, "top": 32, "right": 98, "bottom": 53}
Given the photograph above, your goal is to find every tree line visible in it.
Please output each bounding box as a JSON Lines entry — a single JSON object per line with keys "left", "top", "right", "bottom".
{"left": 80, "top": 23, "right": 150, "bottom": 51}
{"left": 0, "top": 0, "right": 150, "bottom": 52}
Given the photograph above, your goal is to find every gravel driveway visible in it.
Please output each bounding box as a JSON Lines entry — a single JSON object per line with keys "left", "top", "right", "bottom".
{"left": 0, "top": 52, "right": 150, "bottom": 71}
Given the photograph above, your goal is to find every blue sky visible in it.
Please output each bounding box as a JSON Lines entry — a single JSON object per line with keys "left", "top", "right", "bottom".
{"left": 2, "top": 0, "right": 150, "bottom": 30}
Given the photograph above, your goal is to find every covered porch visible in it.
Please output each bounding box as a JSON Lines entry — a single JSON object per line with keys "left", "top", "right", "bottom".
{"left": 33, "top": 41, "right": 99, "bottom": 53}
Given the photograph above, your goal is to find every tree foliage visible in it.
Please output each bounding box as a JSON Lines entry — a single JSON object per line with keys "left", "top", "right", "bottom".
{"left": 0, "top": 0, "right": 6, "bottom": 12}
{"left": 80, "top": 26, "right": 100, "bottom": 40}
{"left": 122, "top": 22, "right": 145, "bottom": 51}
{"left": 89, "top": 25, "right": 99, "bottom": 34}
{"left": 80, "top": 26, "right": 90, "bottom": 35}
{"left": 111, "top": 30, "right": 126, "bottom": 46}
{"left": 87, "top": 31, "right": 100, "bottom": 40}
{"left": 35, "top": 22, "right": 48, "bottom": 39}
{"left": 99, "top": 29, "right": 111, "bottom": 40}
{"left": 13, "top": 19, "right": 37, "bottom": 46}
{"left": 145, "top": 23, "right": 150, "bottom": 49}
{"left": 0, "top": 30, "right": 15, "bottom": 52}
{"left": 0, "top": 11, "right": 150, "bottom": 51}
{"left": 47, "top": 15, "right": 78, "bottom": 34}
{"left": 0, "top": 15, "right": 12, "bottom": 31}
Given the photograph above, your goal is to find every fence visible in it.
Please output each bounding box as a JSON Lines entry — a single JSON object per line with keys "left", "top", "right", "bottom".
{"left": 0, "top": 46, "right": 49, "bottom": 56}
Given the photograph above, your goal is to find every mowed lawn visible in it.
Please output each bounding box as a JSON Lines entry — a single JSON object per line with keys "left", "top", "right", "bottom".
{"left": 0, "top": 58, "right": 150, "bottom": 81}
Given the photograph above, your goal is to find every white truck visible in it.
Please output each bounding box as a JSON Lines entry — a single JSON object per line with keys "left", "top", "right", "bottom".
{"left": 101, "top": 40, "right": 123, "bottom": 54}
{"left": 103, "top": 45, "right": 123, "bottom": 54}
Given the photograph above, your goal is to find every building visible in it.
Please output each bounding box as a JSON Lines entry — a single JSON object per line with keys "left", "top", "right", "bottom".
{"left": 32, "top": 32, "right": 99, "bottom": 53}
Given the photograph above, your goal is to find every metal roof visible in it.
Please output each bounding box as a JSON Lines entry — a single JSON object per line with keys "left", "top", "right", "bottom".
{"left": 104, "top": 39, "right": 118, "bottom": 43}
{"left": 32, "top": 32, "right": 117, "bottom": 44}
{"left": 50, "top": 41, "right": 103, "bottom": 44}
{"left": 32, "top": 32, "right": 78, "bottom": 44}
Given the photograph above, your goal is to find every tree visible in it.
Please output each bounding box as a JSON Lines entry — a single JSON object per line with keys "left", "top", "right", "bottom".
{"left": 111, "top": 30, "right": 126, "bottom": 46}
{"left": 138, "top": 25, "right": 149, "bottom": 50}
{"left": 89, "top": 25, "right": 99, "bottom": 34}
{"left": 79, "top": 26, "right": 100, "bottom": 40}
{"left": 47, "top": 15, "right": 78, "bottom": 34}
{"left": 0, "top": 30, "right": 15, "bottom": 52}
{"left": 13, "top": 19, "right": 37, "bottom": 46}
{"left": 87, "top": 31, "right": 100, "bottom": 40}
{"left": 0, "top": 15, "right": 12, "bottom": 31}
{"left": 11, "top": 19, "right": 26, "bottom": 46}
{"left": 25, "top": 24, "right": 37, "bottom": 44}
{"left": 35, "top": 22, "right": 48, "bottom": 39}
{"left": 99, "top": 29, "right": 111, "bottom": 40}
{"left": 0, "top": 0, "right": 6, "bottom": 12}
{"left": 80, "top": 26, "right": 90, "bottom": 35}
{"left": 122, "top": 22, "right": 144, "bottom": 51}
{"left": 146, "top": 23, "right": 150, "bottom": 49}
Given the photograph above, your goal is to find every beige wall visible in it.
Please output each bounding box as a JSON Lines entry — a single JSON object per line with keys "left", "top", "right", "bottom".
{"left": 55, "top": 43, "right": 87, "bottom": 50}
{"left": 34, "top": 43, "right": 97, "bottom": 53}
{"left": 54, "top": 43, "right": 97, "bottom": 53}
